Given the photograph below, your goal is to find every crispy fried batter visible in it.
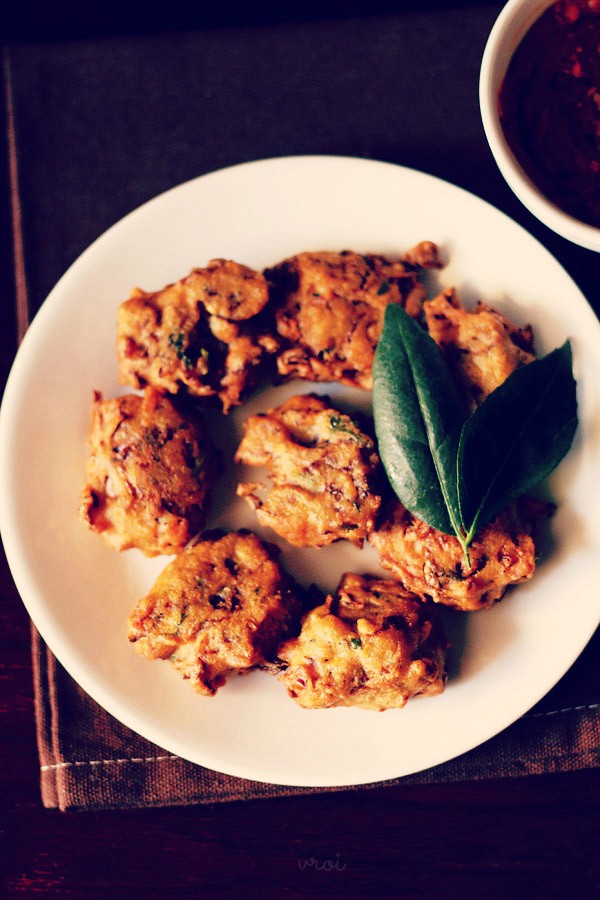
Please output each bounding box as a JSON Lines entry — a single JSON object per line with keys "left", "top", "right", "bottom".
{"left": 269, "top": 244, "right": 441, "bottom": 389}
{"left": 370, "top": 500, "right": 538, "bottom": 611}
{"left": 189, "top": 259, "right": 269, "bottom": 320}
{"left": 117, "top": 259, "right": 277, "bottom": 413}
{"left": 277, "top": 573, "right": 447, "bottom": 710}
{"left": 424, "top": 288, "right": 535, "bottom": 409}
{"left": 402, "top": 240, "right": 444, "bottom": 270}
{"left": 235, "top": 394, "right": 381, "bottom": 547}
{"left": 128, "top": 530, "right": 301, "bottom": 695}
{"left": 80, "top": 388, "right": 214, "bottom": 557}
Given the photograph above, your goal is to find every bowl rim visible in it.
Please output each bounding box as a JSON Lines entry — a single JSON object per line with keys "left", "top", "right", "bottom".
{"left": 479, "top": 0, "right": 600, "bottom": 252}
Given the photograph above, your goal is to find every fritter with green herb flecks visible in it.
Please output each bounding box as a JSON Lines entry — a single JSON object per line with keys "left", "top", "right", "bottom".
{"left": 80, "top": 387, "right": 214, "bottom": 557}
{"left": 277, "top": 572, "right": 447, "bottom": 710}
{"left": 235, "top": 394, "right": 381, "bottom": 548}
{"left": 370, "top": 499, "right": 542, "bottom": 611}
{"left": 117, "top": 259, "right": 278, "bottom": 413}
{"left": 128, "top": 530, "right": 302, "bottom": 695}
{"left": 268, "top": 243, "right": 442, "bottom": 389}
{"left": 424, "top": 288, "right": 535, "bottom": 410}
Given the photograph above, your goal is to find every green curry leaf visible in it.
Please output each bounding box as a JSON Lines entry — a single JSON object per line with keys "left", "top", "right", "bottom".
{"left": 373, "top": 306, "right": 578, "bottom": 563}
{"left": 457, "top": 341, "right": 577, "bottom": 542}
{"left": 372, "top": 305, "right": 467, "bottom": 537}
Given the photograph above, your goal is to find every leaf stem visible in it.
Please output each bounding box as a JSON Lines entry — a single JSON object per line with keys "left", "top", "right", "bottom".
{"left": 456, "top": 529, "right": 472, "bottom": 569}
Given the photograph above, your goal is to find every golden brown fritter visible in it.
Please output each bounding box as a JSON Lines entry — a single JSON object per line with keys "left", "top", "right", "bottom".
{"left": 235, "top": 394, "right": 381, "bottom": 548}
{"left": 117, "top": 259, "right": 278, "bottom": 413}
{"left": 370, "top": 500, "right": 539, "bottom": 611}
{"left": 128, "top": 530, "right": 302, "bottom": 695}
{"left": 424, "top": 288, "right": 535, "bottom": 409}
{"left": 277, "top": 573, "right": 447, "bottom": 710}
{"left": 80, "top": 388, "right": 214, "bottom": 557}
{"left": 268, "top": 243, "right": 442, "bottom": 389}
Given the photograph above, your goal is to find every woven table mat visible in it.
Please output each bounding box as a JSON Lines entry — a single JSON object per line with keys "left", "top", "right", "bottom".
{"left": 33, "top": 624, "right": 600, "bottom": 810}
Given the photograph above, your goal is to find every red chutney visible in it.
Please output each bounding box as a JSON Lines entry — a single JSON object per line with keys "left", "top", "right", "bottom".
{"left": 499, "top": 1, "right": 600, "bottom": 228}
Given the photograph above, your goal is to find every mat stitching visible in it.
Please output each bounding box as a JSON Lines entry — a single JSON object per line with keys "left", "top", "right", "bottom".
{"left": 40, "top": 703, "right": 600, "bottom": 771}
{"left": 525, "top": 701, "right": 600, "bottom": 719}
{"left": 41, "top": 754, "right": 179, "bottom": 771}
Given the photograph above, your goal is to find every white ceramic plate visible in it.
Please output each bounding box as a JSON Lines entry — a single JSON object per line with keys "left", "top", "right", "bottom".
{"left": 2, "top": 156, "right": 600, "bottom": 787}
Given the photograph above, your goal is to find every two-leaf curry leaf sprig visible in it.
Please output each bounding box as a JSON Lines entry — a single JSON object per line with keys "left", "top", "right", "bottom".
{"left": 372, "top": 305, "right": 578, "bottom": 565}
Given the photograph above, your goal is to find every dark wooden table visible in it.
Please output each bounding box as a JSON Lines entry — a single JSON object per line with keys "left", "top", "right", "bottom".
{"left": 1, "top": 3, "right": 599, "bottom": 897}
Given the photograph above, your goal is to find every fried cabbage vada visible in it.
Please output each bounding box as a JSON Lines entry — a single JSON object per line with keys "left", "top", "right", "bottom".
{"left": 80, "top": 387, "right": 214, "bottom": 556}
{"left": 370, "top": 500, "right": 541, "bottom": 612}
{"left": 277, "top": 573, "right": 447, "bottom": 710}
{"left": 268, "top": 243, "right": 442, "bottom": 389}
{"left": 128, "top": 530, "right": 302, "bottom": 695}
{"left": 235, "top": 394, "right": 381, "bottom": 547}
{"left": 117, "top": 259, "right": 278, "bottom": 413}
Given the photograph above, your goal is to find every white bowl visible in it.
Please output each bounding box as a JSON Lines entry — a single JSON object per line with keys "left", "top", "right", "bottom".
{"left": 479, "top": 0, "right": 600, "bottom": 251}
